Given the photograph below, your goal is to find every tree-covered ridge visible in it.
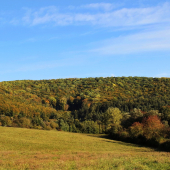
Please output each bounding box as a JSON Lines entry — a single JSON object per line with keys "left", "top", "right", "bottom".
{"left": 0, "top": 77, "right": 170, "bottom": 150}
{"left": 1, "top": 77, "right": 170, "bottom": 99}
{"left": 1, "top": 77, "right": 170, "bottom": 112}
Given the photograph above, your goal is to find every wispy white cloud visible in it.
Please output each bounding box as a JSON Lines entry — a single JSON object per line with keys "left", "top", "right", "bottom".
{"left": 21, "top": 2, "right": 170, "bottom": 27}
{"left": 80, "top": 3, "right": 116, "bottom": 11}
{"left": 67, "top": 3, "right": 121, "bottom": 11}
{"left": 89, "top": 27, "right": 170, "bottom": 55}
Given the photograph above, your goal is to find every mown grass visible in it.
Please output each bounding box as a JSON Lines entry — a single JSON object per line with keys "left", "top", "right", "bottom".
{"left": 0, "top": 127, "right": 170, "bottom": 170}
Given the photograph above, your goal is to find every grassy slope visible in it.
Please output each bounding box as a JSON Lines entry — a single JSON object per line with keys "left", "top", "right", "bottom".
{"left": 0, "top": 127, "right": 170, "bottom": 170}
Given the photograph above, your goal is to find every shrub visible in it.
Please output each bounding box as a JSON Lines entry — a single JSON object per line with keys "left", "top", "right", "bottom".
{"left": 32, "top": 117, "right": 45, "bottom": 128}
{"left": 45, "top": 125, "right": 52, "bottom": 130}
{"left": 50, "top": 121, "right": 59, "bottom": 129}
{"left": 34, "top": 125, "right": 43, "bottom": 130}
{"left": 59, "top": 119, "right": 69, "bottom": 131}
{"left": 0, "top": 116, "right": 12, "bottom": 127}
{"left": 119, "top": 130, "right": 130, "bottom": 139}
{"left": 19, "top": 117, "right": 31, "bottom": 128}
{"left": 81, "top": 121, "right": 99, "bottom": 134}
{"left": 109, "top": 124, "right": 123, "bottom": 135}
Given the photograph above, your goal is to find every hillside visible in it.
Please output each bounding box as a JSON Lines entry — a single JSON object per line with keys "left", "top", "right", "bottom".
{"left": 0, "top": 126, "right": 170, "bottom": 170}
{"left": 0, "top": 77, "right": 170, "bottom": 149}
{"left": 1, "top": 77, "right": 170, "bottom": 115}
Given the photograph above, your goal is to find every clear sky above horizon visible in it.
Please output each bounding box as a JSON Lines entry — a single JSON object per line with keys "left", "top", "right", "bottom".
{"left": 1, "top": 0, "right": 170, "bottom": 81}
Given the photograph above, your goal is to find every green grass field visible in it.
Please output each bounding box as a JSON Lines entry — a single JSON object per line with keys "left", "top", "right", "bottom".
{"left": 0, "top": 127, "right": 170, "bottom": 170}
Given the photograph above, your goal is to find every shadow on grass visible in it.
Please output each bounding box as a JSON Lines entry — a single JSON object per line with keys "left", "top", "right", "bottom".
{"left": 86, "top": 134, "right": 169, "bottom": 152}
{"left": 87, "top": 134, "right": 145, "bottom": 147}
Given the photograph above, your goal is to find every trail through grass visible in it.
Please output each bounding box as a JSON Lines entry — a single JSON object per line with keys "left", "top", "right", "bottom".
{"left": 0, "top": 127, "right": 170, "bottom": 169}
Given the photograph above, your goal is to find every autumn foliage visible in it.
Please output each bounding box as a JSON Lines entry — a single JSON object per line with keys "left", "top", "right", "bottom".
{"left": 142, "top": 115, "right": 164, "bottom": 140}
{"left": 130, "top": 122, "right": 144, "bottom": 138}
{"left": 0, "top": 77, "right": 170, "bottom": 150}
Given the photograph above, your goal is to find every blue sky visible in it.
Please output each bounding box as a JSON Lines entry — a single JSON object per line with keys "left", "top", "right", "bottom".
{"left": 1, "top": 0, "right": 170, "bottom": 81}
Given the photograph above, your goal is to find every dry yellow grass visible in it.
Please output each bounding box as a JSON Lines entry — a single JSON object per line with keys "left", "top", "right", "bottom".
{"left": 0, "top": 126, "right": 170, "bottom": 170}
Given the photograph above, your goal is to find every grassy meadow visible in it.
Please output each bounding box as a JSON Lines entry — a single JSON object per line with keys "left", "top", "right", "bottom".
{"left": 0, "top": 127, "right": 170, "bottom": 170}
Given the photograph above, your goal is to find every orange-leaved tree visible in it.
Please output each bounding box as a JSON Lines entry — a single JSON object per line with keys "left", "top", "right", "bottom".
{"left": 129, "top": 122, "right": 144, "bottom": 138}
{"left": 142, "top": 115, "right": 164, "bottom": 140}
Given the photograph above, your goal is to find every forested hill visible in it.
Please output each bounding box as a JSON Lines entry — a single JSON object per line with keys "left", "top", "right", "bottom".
{"left": 1, "top": 77, "right": 170, "bottom": 116}
{"left": 1, "top": 77, "right": 170, "bottom": 149}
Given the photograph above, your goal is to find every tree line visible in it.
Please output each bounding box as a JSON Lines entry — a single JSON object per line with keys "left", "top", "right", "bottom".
{"left": 0, "top": 77, "right": 170, "bottom": 150}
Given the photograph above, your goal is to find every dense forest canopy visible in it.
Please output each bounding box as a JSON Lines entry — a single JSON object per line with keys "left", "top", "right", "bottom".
{"left": 0, "top": 76, "right": 170, "bottom": 150}
{"left": 1, "top": 76, "right": 170, "bottom": 113}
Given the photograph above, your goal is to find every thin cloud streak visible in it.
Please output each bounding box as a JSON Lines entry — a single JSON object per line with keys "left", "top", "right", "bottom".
{"left": 21, "top": 2, "right": 170, "bottom": 27}
{"left": 80, "top": 3, "right": 116, "bottom": 11}
{"left": 89, "top": 28, "right": 170, "bottom": 55}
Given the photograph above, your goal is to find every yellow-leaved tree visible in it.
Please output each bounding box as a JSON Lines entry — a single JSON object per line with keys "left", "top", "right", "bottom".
{"left": 103, "top": 107, "right": 122, "bottom": 133}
